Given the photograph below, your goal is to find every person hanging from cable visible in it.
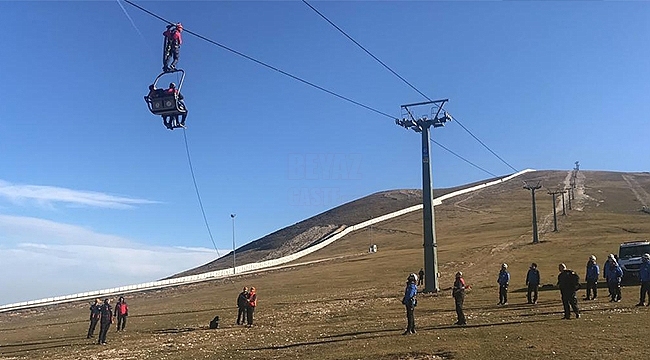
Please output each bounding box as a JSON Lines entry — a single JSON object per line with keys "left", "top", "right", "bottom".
{"left": 163, "top": 23, "right": 183, "bottom": 72}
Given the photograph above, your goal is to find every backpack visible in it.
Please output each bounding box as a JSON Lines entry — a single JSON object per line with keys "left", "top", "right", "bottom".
{"left": 209, "top": 315, "right": 220, "bottom": 329}
{"left": 570, "top": 271, "right": 581, "bottom": 290}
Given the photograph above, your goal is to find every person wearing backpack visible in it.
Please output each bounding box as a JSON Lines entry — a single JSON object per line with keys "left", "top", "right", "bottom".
{"left": 401, "top": 273, "right": 418, "bottom": 335}
{"left": 452, "top": 271, "right": 467, "bottom": 326}
{"left": 585, "top": 255, "right": 600, "bottom": 300}
{"left": 557, "top": 263, "right": 580, "bottom": 319}
{"left": 636, "top": 253, "right": 650, "bottom": 306}
{"left": 605, "top": 255, "right": 623, "bottom": 302}
{"left": 497, "top": 263, "right": 510, "bottom": 306}
{"left": 114, "top": 297, "right": 129, "bottom": 331}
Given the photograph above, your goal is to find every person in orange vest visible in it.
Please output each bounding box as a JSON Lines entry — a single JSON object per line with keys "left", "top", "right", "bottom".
{"left": 114, "top": 297, "right": 129, "bottom": 331}
{"left": 246, "top": 287, "right": 257, "bottom": 327}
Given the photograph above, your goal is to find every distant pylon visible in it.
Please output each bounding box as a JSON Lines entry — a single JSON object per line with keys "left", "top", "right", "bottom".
{"left": 524, "top": 181, "right": 542, "bottom": 244}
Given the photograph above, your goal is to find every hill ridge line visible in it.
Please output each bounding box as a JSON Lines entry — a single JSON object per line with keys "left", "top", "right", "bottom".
{"left": 0, "top": 169, "right": 535, "bottom": 312}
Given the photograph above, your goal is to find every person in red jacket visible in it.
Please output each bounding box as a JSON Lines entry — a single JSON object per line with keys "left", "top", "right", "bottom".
{"left": 114, "top": 296, "right": 129, "bottom": 331}
{"left": 246, "top": 287, "right": 257, "bottom": 327}
{"left": 163, "top": 23, "right": 183, "bottom": 72}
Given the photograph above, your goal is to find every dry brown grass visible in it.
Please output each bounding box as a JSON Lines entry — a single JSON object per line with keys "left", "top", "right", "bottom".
{"left": 2, "top": 170, "right": 650, "bottom": 360}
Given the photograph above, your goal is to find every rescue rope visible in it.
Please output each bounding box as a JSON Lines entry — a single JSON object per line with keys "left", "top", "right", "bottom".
{"left": 182, "top": 128, "right": 221, "bottom": 257}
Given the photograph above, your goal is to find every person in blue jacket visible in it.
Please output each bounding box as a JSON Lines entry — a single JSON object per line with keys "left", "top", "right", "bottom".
{"left": 497, "top": 263, "right": 510, "bottom": 305}
{"left": 605, "top": 255, "right": 623, "bottom": 302}
{"left": 603, "top": 254, "right": 614, "bottom": 299}
{"left": 584, "top": 255, "right": 600, "bottom": 300}
{"left": 401, "top": 273, "right": 418, "bottom": 335}
{"left": 526, "top": 263, "right": 540, "bottom": 304}
{"left": 636, "top": 253, "right": 650, "bottom": 306}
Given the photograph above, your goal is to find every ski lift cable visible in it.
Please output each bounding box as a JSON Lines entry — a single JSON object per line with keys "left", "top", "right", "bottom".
{"left": 430, "top": 139, "right": 498, "bottom": 178}
{"left": 124, "top": 0, "right": 511, "bottom": 179}
{"left": 122, "top": 0, "right": 396, "bottom": 120}
{"left": 301, "top": 0, "right": 519, "bottom": 173}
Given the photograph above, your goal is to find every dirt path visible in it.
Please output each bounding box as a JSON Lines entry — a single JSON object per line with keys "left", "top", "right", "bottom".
{"left": 622, "top": 174, "right": 650, "bottom": 208}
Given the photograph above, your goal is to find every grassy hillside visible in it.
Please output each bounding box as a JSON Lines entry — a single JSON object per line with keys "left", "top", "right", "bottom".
{"left": 2, "top": 170, "right": 650, "bottom": 360}
{"left": 173, "top": 176, "right": 502, "bottom": 277}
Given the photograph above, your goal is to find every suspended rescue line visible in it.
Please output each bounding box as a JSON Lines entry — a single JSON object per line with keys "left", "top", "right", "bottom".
{"left": 143, "top": 23, "right": 188, "bottom": 130}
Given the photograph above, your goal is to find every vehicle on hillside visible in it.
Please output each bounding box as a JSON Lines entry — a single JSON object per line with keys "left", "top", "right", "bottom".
{"left": 618, "top": 240, "right": 650, "bottom": 282}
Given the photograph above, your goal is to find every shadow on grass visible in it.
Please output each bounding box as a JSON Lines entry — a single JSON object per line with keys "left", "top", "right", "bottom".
{"left": 242, "top": 328, "right": 402, "bottom": 350}
{"left": 423, "top": 317, "right": 552, "bottom": 331}
{"left": 152, "top": 326, "right": 208, "bottom": 334}
{"left": 243, "top": 318, "right": 553, "bottom": 351}
{"left": 0, "top": 335, "right": 81, "bottom": 348}
{"left": 0, "top": 335, "right": 94, "bottom": 355}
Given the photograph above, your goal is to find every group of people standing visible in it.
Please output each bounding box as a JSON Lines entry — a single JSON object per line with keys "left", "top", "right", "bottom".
{"left": 236, "top": 286, "right": 258, "bottom": 327}
{"left": 401, "top": 271, "right": 468, "bottom": 335}
{"left": 87, "top": 297, "right": 129, "bottom": 345}
{"left": 402, "top": 251, "right": 650, "bottom": 334}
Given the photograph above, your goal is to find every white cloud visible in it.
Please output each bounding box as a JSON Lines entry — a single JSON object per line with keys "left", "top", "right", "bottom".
{"left": 0, "top": 215, "right": 225, "bottom": 305}
{"left": 0, "top": 180, "right": 158, "bottom": 209}
{"left": 0, "top": 214, "right": 132, "bottom": 246}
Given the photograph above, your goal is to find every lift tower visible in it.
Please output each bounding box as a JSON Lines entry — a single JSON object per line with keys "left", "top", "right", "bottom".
{"left": 396, "top": 99, "right": 451, "bottom": 293}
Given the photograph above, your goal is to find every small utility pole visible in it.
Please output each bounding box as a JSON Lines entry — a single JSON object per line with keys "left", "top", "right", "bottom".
{"left": 560, "top": 190, "right": 567, "bottom": 216}
{"left": 231, "top": 213, "right": 236, "bottom": 274}
{"left": 524, "top": 181, "right": 542, "bottom": 244}
{"left": 396, "top": 98, "right": 451, "bottom": 293}
{"left": 567, "top": 186, "right": 573, "bottom": 210}
{"left": 547, "top": 190, "right": 562, "bottom": 232}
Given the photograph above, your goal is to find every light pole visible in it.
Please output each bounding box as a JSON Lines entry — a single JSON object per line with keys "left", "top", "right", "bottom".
{"left": 231, "top": 213, "right": 236, "bottom": 274}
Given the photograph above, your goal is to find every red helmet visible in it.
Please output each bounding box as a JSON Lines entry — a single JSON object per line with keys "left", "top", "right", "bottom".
{"left": 176, "top": 23, "right": 183, "bottom": 30}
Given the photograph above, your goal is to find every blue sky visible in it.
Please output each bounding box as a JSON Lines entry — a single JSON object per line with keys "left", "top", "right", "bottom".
{"left": 1, "top": 0, "right": 649, "bottom": 305}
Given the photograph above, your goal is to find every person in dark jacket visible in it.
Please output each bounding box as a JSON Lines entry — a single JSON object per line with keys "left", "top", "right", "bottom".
{"left": 246, "top": 287, "right": 257, "bottom": 327}
{"left": 401, "top": 273, "right": 418, "bottom": 334}
{"left": 605, "top": 255, "right": 623, "bottom": 302}
{"left": 98, "top": 299, "right": 113, "bottom": 345}
{"left": 585, "top": 255, "right": 600, "bottom": 300}
{"left": 163, "top": 82, "right": 187, "bottom": 129}
{"left": 557, "top": 263, "right": 580, "bottom": 319}
{"left": 418, "top": 268, "right": 425, "bottom": 286}
{"left": 236, "top": 287, "right": 249, "bottom": 325}
{"left": 86, "top": 298, "right": 102, "bottom": 339}
{"left": 497, "top": 263, "right": 510, "bottom": 305}
{"left": 114, "top": 297, "right": 128, "bottom": 331}
{"left": 636, "top": 253, "right": 650, "bottom": 306}
{"left": 452, "top": 271, "right": 467, "bottom": 325}
{"left": 526, "top": 263, "right": 540, "bottom": 304}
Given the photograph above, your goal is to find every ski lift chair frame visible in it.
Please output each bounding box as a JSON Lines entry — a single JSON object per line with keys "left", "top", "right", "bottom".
{"left": 144, "top": 69, "right": 187, "bottom": 117}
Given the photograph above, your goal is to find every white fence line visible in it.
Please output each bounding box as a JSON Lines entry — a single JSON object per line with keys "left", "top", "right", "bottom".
{"left": 0, "top": 169, "right": 534, "bottom": 313}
